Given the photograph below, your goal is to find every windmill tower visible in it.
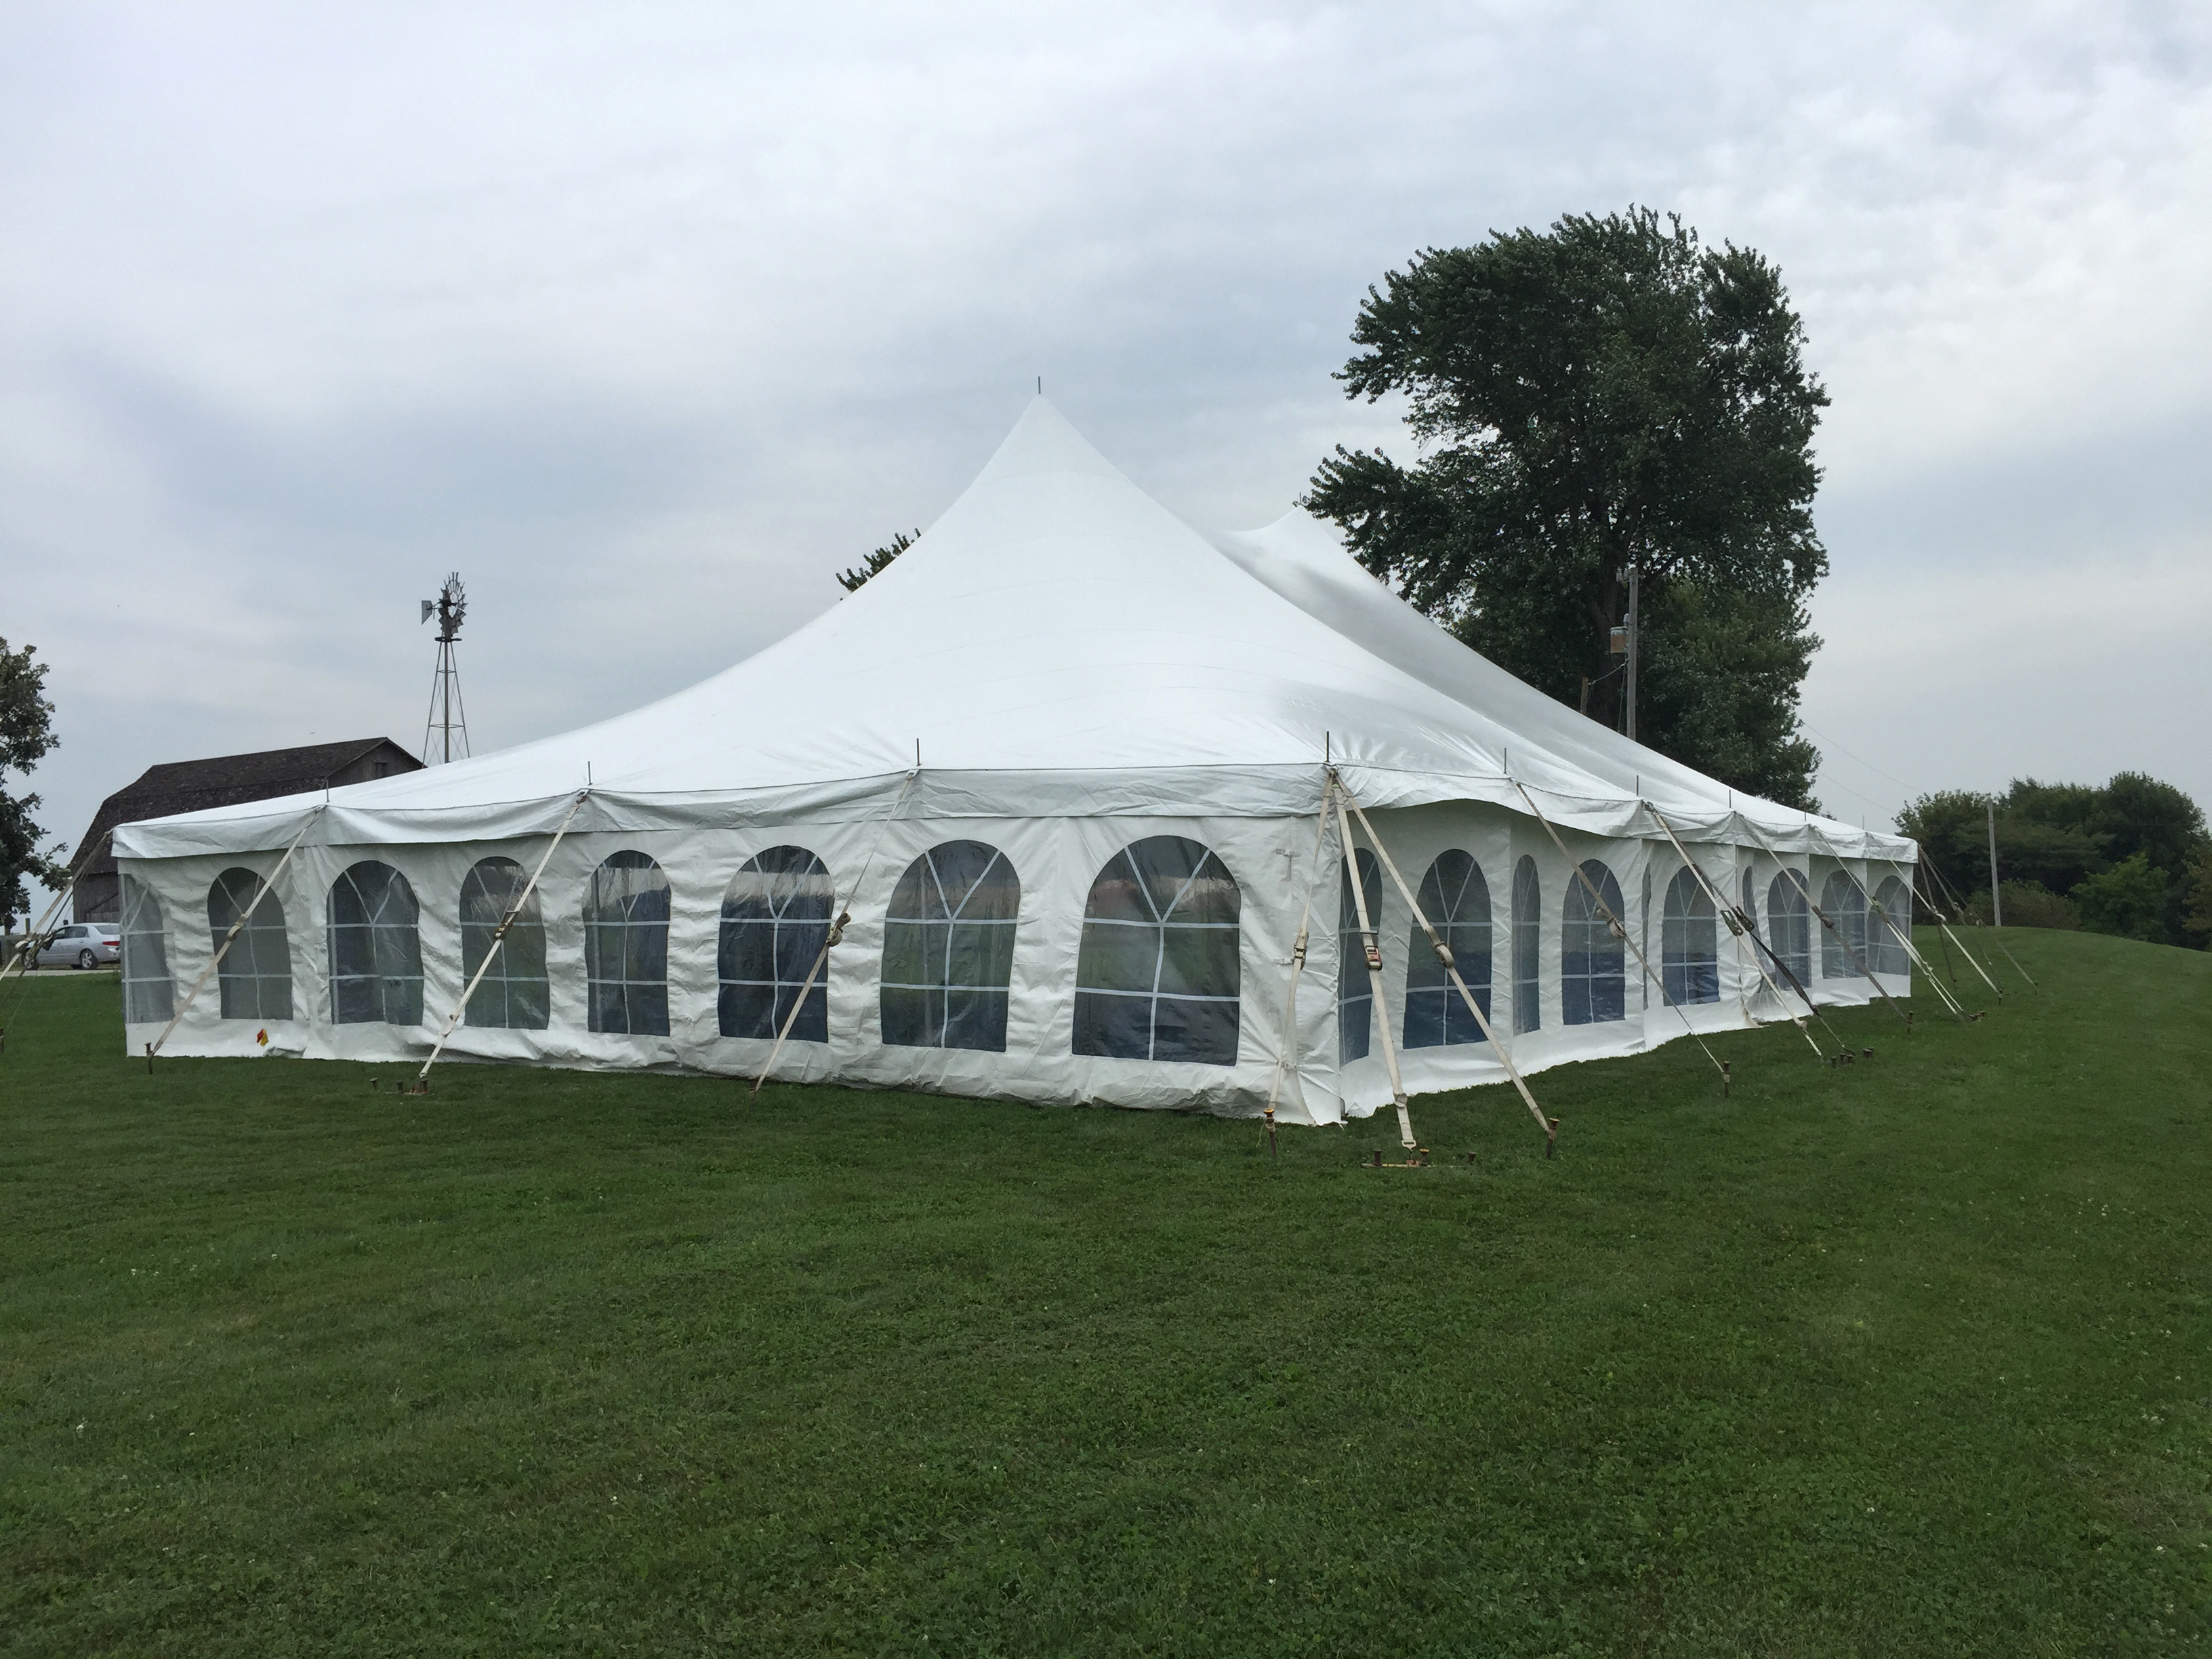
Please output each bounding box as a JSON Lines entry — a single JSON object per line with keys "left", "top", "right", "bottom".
{"left": 419, "top": 572, "right": 472, "bottom": 764}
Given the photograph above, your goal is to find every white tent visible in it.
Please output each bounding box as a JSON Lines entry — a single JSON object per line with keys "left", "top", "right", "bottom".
{"left": 114, "top": 398, "right": 1916, "bottom": 1125}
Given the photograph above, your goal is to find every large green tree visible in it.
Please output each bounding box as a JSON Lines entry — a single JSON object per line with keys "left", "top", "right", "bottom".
{"left": 0, "top": 636, "right": 63, "bottom": 933}
{"left": 1303, "top": 207, "right": 1828, "bottom": 807}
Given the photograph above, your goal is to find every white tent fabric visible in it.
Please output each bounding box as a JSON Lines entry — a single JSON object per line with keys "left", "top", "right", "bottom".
{"left": 115, "top": 397, "right": 1914, "bottom": 1122}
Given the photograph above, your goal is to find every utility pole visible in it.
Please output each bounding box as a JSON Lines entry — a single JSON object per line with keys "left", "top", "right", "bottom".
{"left": 1986, "top": 800, "right": 2003, "bottom": 928}
{"left": 1623, "top": 562, "right": 1641, "bottom": 744}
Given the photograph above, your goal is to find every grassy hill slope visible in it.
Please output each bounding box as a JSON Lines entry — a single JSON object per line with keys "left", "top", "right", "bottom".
{"left": 1, "top": 929, "right": 2207, "bottom": 1656}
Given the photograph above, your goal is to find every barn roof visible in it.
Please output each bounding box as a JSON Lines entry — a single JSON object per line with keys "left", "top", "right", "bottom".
{"left": 73, "top": 739, "right": 419, "bottom": 879}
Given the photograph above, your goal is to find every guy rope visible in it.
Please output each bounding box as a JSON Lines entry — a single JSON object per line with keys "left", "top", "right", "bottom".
{"left": 1750, "top": 844, "right": 1912, "bottom": 1029}
{"left": 1507, "top": 778, "right": 1734, "bottom": 1092}
{"left": 1334, "top": 777, "right": 1557, "bottom": 1153}
{"left": 147, "top": 806, "right": 327, "bottom": 1061}
{"left": 1639, "top": 802, "right": 1839, "bottom": 1056}
{"left": 410, "top": 789, "right": 590, "bottom": 1090}
{"left": 753, "top": 768, "right": 917, "bottom": 1098}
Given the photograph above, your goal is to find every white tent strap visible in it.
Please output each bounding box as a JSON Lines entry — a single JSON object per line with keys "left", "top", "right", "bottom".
{"left": 415, "top": 790, "right": 591, "bottom": 1083}
{"left": 0, "top": 828, "right": 111, "bottom": 985}
{"left": 1869, "top": 897, "right": 1965, "bottom": 1020}
{"left": 1338, "top": 787, "right": 1553, "bottom": 1145}
{"left": 1508, "top": 779, "right": 1730, "bottom": 1085}
{"left": 1333, "top": 790, "right": 1416, "bottom": 1149}
{"left": 1265, "top": 773, "right": 1338, "bottom": 1121}
{"left": 1641, "top": 803, "right": 1826, "bottom": 1059}
{"left": 752, "top": 769, "right": 917, "bottom": 1097}
{"left": 148, "top": 807, "right": 325, "bottom": 1058}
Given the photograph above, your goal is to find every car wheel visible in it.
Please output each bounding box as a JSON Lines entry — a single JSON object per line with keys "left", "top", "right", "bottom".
{"left": 78, "top": 949, "right": 97, "bottom": 970}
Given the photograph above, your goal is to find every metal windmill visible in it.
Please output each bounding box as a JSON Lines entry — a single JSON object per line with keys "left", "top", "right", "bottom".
{"left": 419, "top": 572, "right": 472, "bottom": 765}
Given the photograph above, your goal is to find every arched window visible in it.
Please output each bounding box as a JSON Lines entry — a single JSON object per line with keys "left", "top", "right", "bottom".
{"left": 1404, "top": 850, "right": 1491, "bottom": 1049}
{"left": 120, "top": 875, "right": 173, "bottom": 1024}
{"left": 587, "top": 852, "right": 671, "bottom": 1036}
{"left": 1820, "top": 871, "right": 1868, "bottom": 979}
{"left": 1661, "top": 867, "right": 1719, "bottom": 1005}
{"left": 1870, "top": 876, "right": 1912, "bottom": 977}
{"left": 1766, "top": 872, "right": 1812, "bottom": 989}
{"left": 207, "top": 867, "right": 292, "bottom": 1021}
{"left": 1073, "top": 836, "right": 1240, "bottom": 1066}
{"left": 882, "top": 840, "right": 1019, "bottom": 1052}
{"left": 1561, "top": 860, "right": 1626, "bottom": 1026}
{"left": 460, "top": 857, "right": 549, "bottom": 1029}
{"left": 329, "top": 861, "right": 423, "bottom": 1025}
{"left": 1511, "top": 855, "right": 1541, "bottom": 1034}
{"left": 1337, "top": 847, "right": 1382, "bottom": 1063}
{"left": 718, "top": 846, "right": 832, "bottom": 1042}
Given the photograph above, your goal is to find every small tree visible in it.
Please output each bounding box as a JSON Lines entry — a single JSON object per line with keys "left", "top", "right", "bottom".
{"left": 0, "top": 637, "right": 63, "bottom": 933}
{"left": 2072, "top": 853, "right": 2171, "bottom": 944}
{"left": 839, "top": 529, "right": 920, "bottom": 594}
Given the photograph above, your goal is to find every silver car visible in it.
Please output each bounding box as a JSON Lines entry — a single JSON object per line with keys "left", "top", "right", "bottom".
{"left": 33, "top": 922, "right": 122, "bottom": 970}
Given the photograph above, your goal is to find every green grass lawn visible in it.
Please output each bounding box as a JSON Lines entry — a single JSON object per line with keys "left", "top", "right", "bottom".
{"left": 2, "top": 930, "right": 2209, "bottom": 1656}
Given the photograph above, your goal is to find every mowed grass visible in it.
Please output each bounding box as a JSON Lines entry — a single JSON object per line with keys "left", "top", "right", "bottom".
{"left": 1, "top": 930, "right": 2208, "bottom": 1656}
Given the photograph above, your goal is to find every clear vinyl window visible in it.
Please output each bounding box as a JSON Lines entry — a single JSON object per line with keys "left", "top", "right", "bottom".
{"left": 461, "top": 857, "right": 550, "bottom": 1030}
{"left": 1404, "top": 849, "right": 1491, "bottom": 1050}
{"left": 207, "top": 867, "right": 293, "bottom": 1022}
{"left": 1870, "top": 875, "right": 1912, "bottom": 977}
{"left": 1336, "top": 846, "right": 1382, "bottom": 1064}
{"left": 881, "top": 840, "right": 1019, "bottom": 1052}
{"left": 120, "top": 875, "right": 174, "bottom": 1025}
{"left": 1511, "top": 855, "right": 1542, "bottom": 1034}
{"left": 1073, "top": 836, "right": 1241, "bottom": 1067}
{"left": 329, "top": 861, "right": 424, "bottom": 1025}
{"left": 1820, "top": 871, "right": 1868, "bottom": 980}
{"left": 587, "top": 852, "right": 672, "bottom": 1036}
{"left": 718, "top": 846, "right": 833, "bottom": 1042}
{"left": 1661, "top": 866, "right": 1719, "bottom": 1006}
{"left": 1561, "top": 860, "right": 1626, "bottom": 1026}
{"left": 1766, "top": 872, "right": 1813, "bottom": 989}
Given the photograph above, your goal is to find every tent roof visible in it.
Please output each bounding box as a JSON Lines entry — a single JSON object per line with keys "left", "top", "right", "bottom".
{"left": 117, "top": 398, "right": 1909, "bottom": 863}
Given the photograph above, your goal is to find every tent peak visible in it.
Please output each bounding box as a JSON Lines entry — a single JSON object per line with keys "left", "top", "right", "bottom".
{"left": 970, "top": 394, "right": 1130, "bottom": 493}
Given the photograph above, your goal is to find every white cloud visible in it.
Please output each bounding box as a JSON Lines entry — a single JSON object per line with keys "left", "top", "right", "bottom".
{"left": 4, "top": 0, "right": 2209, "bottom": 874}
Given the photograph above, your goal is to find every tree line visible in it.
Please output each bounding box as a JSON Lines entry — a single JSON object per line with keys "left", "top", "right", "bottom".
{"left": 1900, "top": 775, "right": 2211, "bottom": 949}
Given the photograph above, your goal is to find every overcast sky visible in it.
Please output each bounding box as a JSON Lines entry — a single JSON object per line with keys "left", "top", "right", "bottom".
{"left": 7, "top": 0, "right": 2210, "bottom": 903}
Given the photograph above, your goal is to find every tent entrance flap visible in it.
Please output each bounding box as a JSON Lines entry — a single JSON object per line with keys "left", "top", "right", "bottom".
{"left": 1333, "top": 788, "right": 1416, "bottom": 1151}
{"left": 1265, "top": 773, "right": 1338, "bottom": 1126}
